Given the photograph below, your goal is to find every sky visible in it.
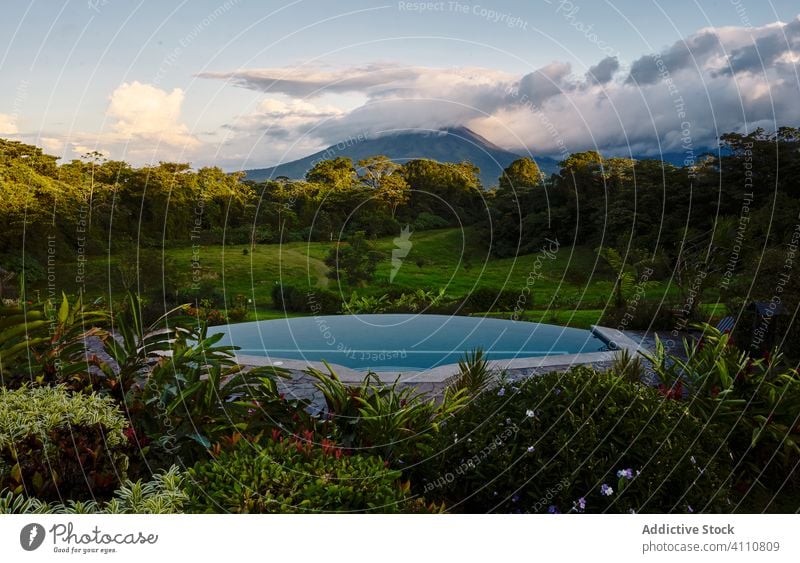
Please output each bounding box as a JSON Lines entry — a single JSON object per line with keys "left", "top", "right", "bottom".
{"left": 1, "top": 0, "right": 799, "bottom": 170}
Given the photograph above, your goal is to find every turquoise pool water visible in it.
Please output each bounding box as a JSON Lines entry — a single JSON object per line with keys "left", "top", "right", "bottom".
{"left": 212, "top": 314, "right": 605, "bottom": 371}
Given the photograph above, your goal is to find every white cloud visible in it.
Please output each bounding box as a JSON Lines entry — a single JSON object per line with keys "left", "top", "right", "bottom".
{"left": 0, "top": 114, "right": 18, "bottom": 135}
{"left": 40, "top": 137, "right": 64, "bottom": 153}
{"left": 106, "top": 81, "right": 199, "bottom": 149}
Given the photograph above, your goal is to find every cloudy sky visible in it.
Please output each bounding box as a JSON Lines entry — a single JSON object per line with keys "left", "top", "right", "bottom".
{"left": 1, "top": 0, "right": 798, "bottom": 169}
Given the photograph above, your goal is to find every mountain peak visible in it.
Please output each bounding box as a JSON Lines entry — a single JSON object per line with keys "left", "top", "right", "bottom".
{"left": 243, "top": 128, "right": 557, "bottom": 187}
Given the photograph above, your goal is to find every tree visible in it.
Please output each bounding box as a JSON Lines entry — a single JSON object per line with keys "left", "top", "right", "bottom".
{"left": 358, "top": 156, "right": 409, "bottom": 216}
{"left": 498, "top": 157, "right": 542, "bottom": 190}
{"left": 324, "top": 231, "right": 383, "bottom": 287}
{"left": 357, "top": 155, "right": 400, "bottom": 189}
{"left": 305, "top": 157, "right": 356, "bottom": 190}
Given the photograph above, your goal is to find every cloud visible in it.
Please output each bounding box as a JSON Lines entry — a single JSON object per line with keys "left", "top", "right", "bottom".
{"left": 40, "top": 137, "right": 64, "bottom": 153}
{"left": 228, "top": 98, "right": 343, "bottom": 133}
{"left": 517, "top": 61, "right": 575, "bottom": 104}
{"left": 0, "top": 114, "right": 18, "bottom": 135}
{"left": 197, "top": 64, "right": 426, "bottom": 98}
{"left": 106, "top": 81, "right": 199, "bottom": 148}
{"left": 25, "top": 82, "right": 203, "bottom": 165}
{"left": 215, "top": 98, "right": 346, "bottom": 167}
{"left": 627, "top": 31, "right": 721, "bottom": 84}
{"left": 586, "top": 56, "right": 620, "bottom": 85}
{"left": 722, "top": 18, "right": 800, "bottom": 75}
{"left": 200, "top": 17, "right": 800, "bottom": 165}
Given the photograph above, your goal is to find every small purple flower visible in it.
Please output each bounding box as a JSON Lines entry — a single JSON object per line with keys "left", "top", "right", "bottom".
{"left": 578, "top": 497, "right": 586, "bottom": 510}
{"left": 511, "top": 494, "right": 520, "bottom": 503}
{"left": 616, "top": 468, "right": 634, "bottom": 480}
{"left": 687, "top": 505, "right": 694, "bottom": 513}
{"left": 497, "top": 387, "right": 506, "bottom": 397}
{"left": 600, "top": 483, "right": 614, "bottom": 496}
{"left": 527, "top": 445, "right": 535, "bottom": 453}
{"left": 554, "top": 387, "right": 561, "bottom": 395}
{"left": 548, "top": 505, "right": 560, "bottom": 514}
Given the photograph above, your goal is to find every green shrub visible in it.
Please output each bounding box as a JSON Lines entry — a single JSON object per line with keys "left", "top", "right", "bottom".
{"left": 417, "top": 367, "right": 731, "bottom": 513}
{"left": 600, "top": 299, "right": 678, "bottom": 330}
{"left": 187, "top": 438, "right": 428, "bottom": 513}
{"left": 0, "top": 386, "right": 129, "bottom": 501}
{"left": 462, "top": 287, "right": 520, "bottom": 313}
{"left": 0, "top": 466, "right": 187, "bottom": 514}
{"left": 226, "top": 306, "right": 249, "bottom": 323}
{"left": 272, "top": 285, "right": 340, "bottom": 314}
{"left": 412, "top": 212, "right": 450, "bottom": 231}
{"left": 644, "top": 324, "right": 800, "bottom": 497}
{"left": 308, "top": 363, "right": 468, "bottom": 466}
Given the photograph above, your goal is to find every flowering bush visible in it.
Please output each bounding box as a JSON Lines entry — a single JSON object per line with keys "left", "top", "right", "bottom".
{"left": 416, "top": 367, "right": 730, "bottom": 513}
{"left": 187, "top": 435, "right": 435, "bottom": 513}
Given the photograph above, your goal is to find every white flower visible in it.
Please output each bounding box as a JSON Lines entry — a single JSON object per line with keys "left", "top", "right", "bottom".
{"left": 526, "top": 409, "right": 535, "bottom": 418}
{"left": 527, "top": 446, "right": 535, "bottom": 453}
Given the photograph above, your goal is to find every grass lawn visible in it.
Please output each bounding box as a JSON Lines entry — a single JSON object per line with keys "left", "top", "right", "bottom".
{"left": 43, "top": 228, "right": 719, "bottom": 328}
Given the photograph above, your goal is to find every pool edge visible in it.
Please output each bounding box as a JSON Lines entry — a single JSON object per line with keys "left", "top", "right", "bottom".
{"left": 232, "top": 324, "right": 643, "bottom": 384}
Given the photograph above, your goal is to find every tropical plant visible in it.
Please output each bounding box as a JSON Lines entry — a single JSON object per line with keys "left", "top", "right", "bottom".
{"left": 0, "top": 466, "right": 187, "bottom": 514}
{"left": 611, "top": 348, "right": 646, "bottom": 384}
{"left": 100, "top": 294, "right": 292, "bottom": 460}
{"left": 307, "top": 362, "right": 469, "bottom": 465}
{"left": 0, "top": 294, "right": 107, "bottom": 390}
{"left": 448, "top": 348, "right": 494, "bottom": 395}
{"left": 642, "top": 324, "right": 800, "bottom": 491}
{"left": 341, "top": 292, "right": 389, "bottom": 314}
{"left": 391, "top": 287, "right": 447, "bottom": 313}
{"left": 596, "top": 247, "right": 636, "bottom": 309}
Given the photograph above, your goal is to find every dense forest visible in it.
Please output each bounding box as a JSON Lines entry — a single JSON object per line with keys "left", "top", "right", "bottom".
{"left": 1, "top": 128, "right": 798, "bottom": 352}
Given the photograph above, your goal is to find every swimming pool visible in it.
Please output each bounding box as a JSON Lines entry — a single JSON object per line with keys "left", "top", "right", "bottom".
{"left": 212, "top": 314, "right": 606, "bottom": 371}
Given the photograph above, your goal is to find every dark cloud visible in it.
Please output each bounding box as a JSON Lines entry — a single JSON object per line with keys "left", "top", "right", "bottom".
{"left": 586, "top": 56, "right": 619, "bottom": 85}
{"left": 516, "top": 62, "right": 573, "bottom": 104}
{"left": 627, "top": 31, "right": 721, "bottom": 84}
